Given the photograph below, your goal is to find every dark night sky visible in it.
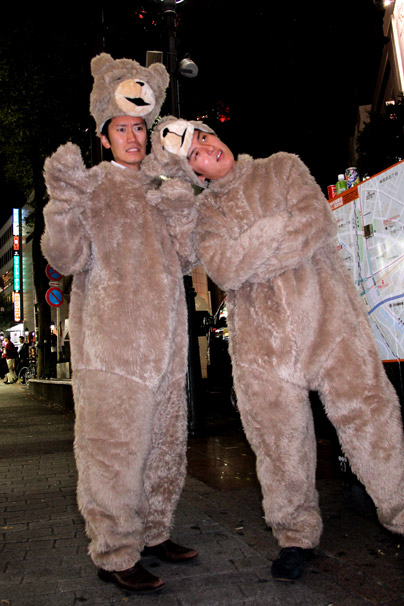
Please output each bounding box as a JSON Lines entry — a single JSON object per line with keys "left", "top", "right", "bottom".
{"left": 1, "top": 0, "right": 387, "bottom": 204}
{"left": 82, "top": 0, "right": 388, "bottom": 191}
{"left": 171, "top": 0, "right": 387, "bottom": 191}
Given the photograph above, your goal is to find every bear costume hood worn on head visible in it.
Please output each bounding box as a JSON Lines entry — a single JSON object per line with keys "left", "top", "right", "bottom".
{"left": 90, "top": 53, "right": 170, "bottom": 135}
{"left": 144, "top": 115, "right": 216, "bottom": 188}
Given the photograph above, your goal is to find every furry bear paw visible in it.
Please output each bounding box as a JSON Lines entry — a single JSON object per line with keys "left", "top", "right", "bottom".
{"left": 146, "top": 177, "right": 196, "bottom": 212}
{"left": 44, "top": 142, "right": 94, "bottom": 198}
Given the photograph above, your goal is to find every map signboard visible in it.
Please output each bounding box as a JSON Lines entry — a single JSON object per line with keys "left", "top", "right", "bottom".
{"left": 329, "top": 161, "right": 404, "bottom": 362}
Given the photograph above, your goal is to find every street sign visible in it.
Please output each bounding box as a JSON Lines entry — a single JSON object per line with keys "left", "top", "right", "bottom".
{"left": 45, "top": 286, "right": 64, "bottom": 307}
{"left": 14, "top": 292, "right": 21, "bottom": 323}
{"left": 45, "top": 264, "right": 63, "bottom": 282}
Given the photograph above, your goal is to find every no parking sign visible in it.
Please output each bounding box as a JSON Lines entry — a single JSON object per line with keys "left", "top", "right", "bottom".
{"left": 46, "top": 286, "right": 64, "bottom": 307}
{"left": 45, "top": 264, "right": 64, "bottom": 307}
{"left": 45, "top": 264, "right": 63, "bottom": 282}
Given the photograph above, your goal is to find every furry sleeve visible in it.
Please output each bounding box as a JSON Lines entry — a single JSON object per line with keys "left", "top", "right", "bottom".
{"left": 41, "top": 142, "right": 101, "bottom": 276}
{"left": 195, "top": 198, "right": 288, "bottom": 291}
{"left": 194, "top": 153, "right": 336, "bottom": 290}
{"left": 248, "top": 153, "right": 337, "bottom": 279}
{"left": 147, "top": 177, "right": 199, "bottom": 274}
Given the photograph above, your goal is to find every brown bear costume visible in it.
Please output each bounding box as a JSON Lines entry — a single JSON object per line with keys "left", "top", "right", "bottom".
{"left": 41, "top": 57, "right": 196, "bottom": 576}
{"left": 146, "top": 117, "right": 404, "bottom": 555}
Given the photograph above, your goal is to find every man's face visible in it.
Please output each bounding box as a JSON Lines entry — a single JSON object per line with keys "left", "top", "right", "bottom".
{"left": 187, "top": 130, "right": 235, "bottom": 181}
{"left": 100, "top": 116, "right": 147, "bottom": 170}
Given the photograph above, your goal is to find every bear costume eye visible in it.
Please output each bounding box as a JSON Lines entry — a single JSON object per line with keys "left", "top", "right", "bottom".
{"left": 105, "top": 72, "right": 125, "bottom": 86}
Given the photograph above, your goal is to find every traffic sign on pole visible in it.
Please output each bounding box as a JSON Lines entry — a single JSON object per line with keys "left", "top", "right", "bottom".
{"left": 45, "top": 286, "right": 64, "bottom": 307}
{"left": 45, "top": 264, "right": 63, "bottom": 282}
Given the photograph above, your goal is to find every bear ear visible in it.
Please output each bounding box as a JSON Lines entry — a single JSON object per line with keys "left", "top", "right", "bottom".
{"left": 149, "top": 62, "right": 170, "bottom": 90}
{"left": 90, "top": 53, "right": 114, "bottom": 78}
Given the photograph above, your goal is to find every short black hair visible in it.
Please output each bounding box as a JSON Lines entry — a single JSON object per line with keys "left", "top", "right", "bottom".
{"left": 101, "top": 119, "right": 112, "bottom": 142}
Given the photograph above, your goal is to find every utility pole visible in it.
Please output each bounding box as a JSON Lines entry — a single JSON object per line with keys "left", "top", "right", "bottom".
{"left": 162, "top": 0, "right": 180, "bottom": 117}
{"left": 160, "top": 0, "right": 204, "bottom": 434}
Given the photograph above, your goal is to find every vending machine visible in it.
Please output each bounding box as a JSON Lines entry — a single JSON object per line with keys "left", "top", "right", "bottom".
{"left": 329, "top": 160, "right": 404, "bottom": 402}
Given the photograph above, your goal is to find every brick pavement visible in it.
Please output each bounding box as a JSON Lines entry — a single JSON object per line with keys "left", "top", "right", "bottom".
{"left": 1, "top": 382, "right": 404, "bottom": 605}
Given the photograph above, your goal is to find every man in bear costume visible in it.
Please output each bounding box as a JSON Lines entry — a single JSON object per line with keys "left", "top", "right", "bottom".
{"left": 41, "top": 57, "right": 197, "bottom": 593}
{"left": 146, "top": 116, "right": 404, "bottom": 580}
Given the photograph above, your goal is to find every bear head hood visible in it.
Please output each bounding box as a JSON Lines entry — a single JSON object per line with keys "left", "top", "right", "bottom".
{"left": 90, "top": 53, "right": 169, "bottom": 135}
{"left": 144, "top": 115, "right": 216, "bottom": 188}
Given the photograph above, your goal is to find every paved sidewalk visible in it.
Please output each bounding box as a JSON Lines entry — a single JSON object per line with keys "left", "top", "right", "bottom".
{"left": 1, "top": 382, "right": 404, "bottom": 605}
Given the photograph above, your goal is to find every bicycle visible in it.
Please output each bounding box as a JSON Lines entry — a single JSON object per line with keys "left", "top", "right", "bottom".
{"left": 18, "top": 361, "right": 37, "bottom": 385}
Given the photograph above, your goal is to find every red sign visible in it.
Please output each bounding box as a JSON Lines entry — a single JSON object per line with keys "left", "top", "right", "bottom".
{"left": 46, "top": 286, "right": 64, "bottom": 307}
{"left": 45, "top": 264, "right": 63, "bottom": 282}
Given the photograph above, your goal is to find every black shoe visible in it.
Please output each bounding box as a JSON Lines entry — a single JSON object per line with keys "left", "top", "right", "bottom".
{"left": 142, "top": 539, "right": 198, "bottom": 562}
{"left": 98, "top": 562, "right": 164, "bottom": 592}
{"left": 271, "top": 546, "right": 307, "bottom": 581}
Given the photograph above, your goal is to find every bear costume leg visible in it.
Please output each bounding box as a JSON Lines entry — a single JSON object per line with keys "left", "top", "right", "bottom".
{"left": 317, "top": 327, "right": 404, "bottom": 535}
{"left": 142, "top": 374, "right": 188, "bottom": 546}
{"left": 73, "top": 369, "right": 186, "bottom": 571}
{"left": 234, "top": 369, "right": 323, "bottom": 548}
{"left": 142, "top": 311, "right": 189, "bottom": 546}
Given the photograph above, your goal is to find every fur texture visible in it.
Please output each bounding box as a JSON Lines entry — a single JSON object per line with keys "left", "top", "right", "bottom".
{"left": 90, "top": 53, "right": 169, "bottom": 133}
{"left": 146, "top": 176, "right": 199, "bottom": 274}
{"left": 41, "top": 143, "right": 191, "bottom": 570}
{"left": 194, "top": 152, "right": 404, "bottom": 546}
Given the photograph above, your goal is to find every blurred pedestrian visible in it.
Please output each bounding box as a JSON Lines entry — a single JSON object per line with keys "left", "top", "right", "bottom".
{"left": 3, "top": 337, "right": 17, "bottom": 384}
{"left": 16, "top": 336, "right": 29, "bottom": 375}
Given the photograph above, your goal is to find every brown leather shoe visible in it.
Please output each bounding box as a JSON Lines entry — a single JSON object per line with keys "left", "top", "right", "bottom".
{"left": 98, "top": 562, "right": 164, "bottom": 592}
{"left": 142, "top": 539, "right": 198, "bottom": 562}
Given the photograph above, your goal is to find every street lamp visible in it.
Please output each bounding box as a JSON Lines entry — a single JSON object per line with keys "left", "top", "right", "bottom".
{"left": 157, "top": 0, "right": 198, "bottom": 116}
{"left": 178, "top": 55, "right": 198, "bottom": 78}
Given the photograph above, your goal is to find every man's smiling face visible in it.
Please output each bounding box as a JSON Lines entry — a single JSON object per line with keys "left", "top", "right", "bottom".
{"left": 101, "top": 116, "right": 147, "bottom": 170}
{"left": 187, "top": 130, "right": 235, "bottom": 181}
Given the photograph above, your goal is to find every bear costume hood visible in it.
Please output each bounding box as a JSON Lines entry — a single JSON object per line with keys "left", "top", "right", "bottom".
{"left": 144, "top": 115, "right": 216, "bottom": 188}
{"left": 90, "top": 53, "right": 170, "bottom": 135}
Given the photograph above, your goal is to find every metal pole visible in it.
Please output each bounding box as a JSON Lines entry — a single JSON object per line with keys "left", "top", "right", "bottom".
{"left": 162, "top": 0, "right": 203, "bottom": 433}
{"left": 162, "top": 0, "right": 180, "bottom": 117}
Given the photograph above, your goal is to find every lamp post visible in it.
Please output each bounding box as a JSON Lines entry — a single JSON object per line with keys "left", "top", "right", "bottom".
{"left": 160, "top": 1, "right": 198, "bottom": 115}
{"left": 160, "top": 0, "right": 204, "bottom": 433}
{"left": 162, "top": 0, "right": 180, "bottom": 117}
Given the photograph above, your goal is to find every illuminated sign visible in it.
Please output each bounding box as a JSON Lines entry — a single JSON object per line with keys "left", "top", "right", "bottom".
{"left": 13, "top": 253, "right": 20, "bottom": 292}
{"left": 12, "top": 208, "right": 22, "bottom": 323}
{"left": 12, "top": 208, "right": 19, "bottom": 235}
{"left": 14, "top": 292, "right": 21, "bottom": 323}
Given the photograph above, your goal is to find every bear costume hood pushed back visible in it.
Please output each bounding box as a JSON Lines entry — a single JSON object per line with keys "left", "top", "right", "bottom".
{"left": 90, "top": 53, "right": 170, "bottom": 134}
{"left": 144, "top": 115, "right": 215, "bottom": 188}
